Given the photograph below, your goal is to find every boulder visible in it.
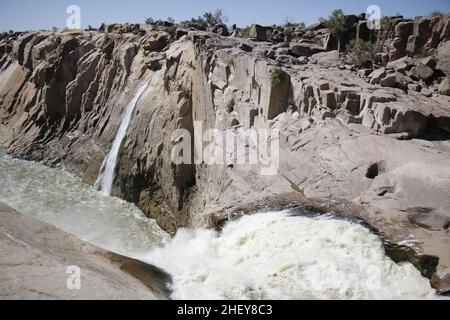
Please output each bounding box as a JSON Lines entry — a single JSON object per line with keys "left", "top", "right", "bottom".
{"left": 276, "top": 54, "right": 302, "bottom": 65}
{"left": 357, "top": 69, "right": 372, "bottom": 78}
{"left": 395, "top": 72, "right": 414, "bottom": 90}
{"left": 211, "top": 24, "right": 229, "bottom": 37}
{"left": 420, "top": 56, "right": 437, "bottom": 69}
{"left": 310, "top": 50, "right": 340, "bottom": 67}
{"left": 389, "top": 37, "right": 407, "bottom": 61}
{"left": 239, "top": 42, "right": 254, "bottom": 53}
{"left": 289, "top": 41, "right": 324, "bottom": 57}
{"left": 408, "top": 83, "right": 422, "bottom": 92}
{"left": 142, "top": 32, "right": 169, "bottom": 52}
{"left": 412, "top": 63, "right": 435, "bottom": 82}
{"left": 0, "top": 203, "right": 170, "bottom": 300}
{"left": 386, "top": 56, "right": 414, "bottom": 73}
{"left": 421, "top": 88, "right": 433, "bottom": 97}
{"left": 436, "top": 41, "right": 450, "bottom": 76}
{"left": 249, "top": 24, "right": 267, "bottom": 41}
{"left": 175, "top": 28, "right": 189, "bottom": 39}
{"left": 369, "top": 67, "right": 386, "bottom": 85}
{"left": 438, "top": 77, "right": 450, "bottom": 96}
{"left": 380, "top": 74, "right": 397, "bottom": 87}
{"left": 407, "top": 207, "right": 450, "bottom": 231}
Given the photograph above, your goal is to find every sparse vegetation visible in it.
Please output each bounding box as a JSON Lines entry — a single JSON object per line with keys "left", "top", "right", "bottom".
{"left": 252, "top": 78, "right": 259, "bottom": 90}
{"left": 346, "top": 40, "right": 376, "bottom": 68}
{"left": 163, "top": 75, "right": 171, "bottom": 93}
{"left": 271, "top": 68, "right": 287, "bottom": 88}
{"left": 181, "top": 9, "right": 227, "bottom": 28}
{"left": 430, "top": 10, "right": 445, "bottom": 18}
{"left": 320, "top": 9, "right": 346, "bottom": 34}
{"left": 284, "top": 15, "right": 295, "bottom": 27}
{"left": 145, "top": 17, "right": 155, "bottom": 25}
{"left": 167, "top": 17, "right": 175, "bottom": 24}
{"left": 0, "top": 32, "right": 9, "bottom": 40}
{"left": 203, "top": 9, "right": 228, "bottom": 26}
{"left": 311, "top": 35, "right": 323, "bottom": 45}
{"left": 241, "top": 26, "right": 251, "bottom": 38}
{"left": 380, "top": 16, "right": 392, "bottom": 30}
{"left": 284, "top": 26, "right": 293, "bottom": 41}
{"left": 320, "top": 9, "right": 346, "bottom": 51}
{"left": 52, "top": 26, "right": 58, "bottom": 32}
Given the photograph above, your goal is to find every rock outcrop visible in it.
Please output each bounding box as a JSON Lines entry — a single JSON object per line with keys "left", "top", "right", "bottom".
{"left": 0, "top": 21, "right": 449, "bottom": 294}
{"left": 0, "top": 202, "right": 171, "bottom": 299}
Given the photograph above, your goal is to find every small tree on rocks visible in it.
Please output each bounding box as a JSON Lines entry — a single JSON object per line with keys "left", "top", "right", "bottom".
{"left": 320, "top": 9, "right": 346, "bottom": 51}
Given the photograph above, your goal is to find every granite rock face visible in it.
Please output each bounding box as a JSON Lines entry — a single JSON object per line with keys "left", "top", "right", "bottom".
{"left": 0, "top": 202, "right": 171, "bottom": 300}
{"left": 1, "top": 23, "right": 450, "bottom": 294}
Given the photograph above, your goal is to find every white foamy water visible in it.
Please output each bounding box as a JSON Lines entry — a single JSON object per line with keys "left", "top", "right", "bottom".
{"left": 0, "top": 148, "right": 442, "bottom": 300}
{"left": 143, "top": 211, "right": 438, "bottom": 300}
{"left": 0, "top": 148, "right": 169, "bottom": 256}
{"left": 95, "top": 75, "right": 155, "bottom": 195}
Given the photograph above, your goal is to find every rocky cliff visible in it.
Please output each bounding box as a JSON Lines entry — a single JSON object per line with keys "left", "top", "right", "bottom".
{"left": 0, "top": 16, "right": 450, "bottom": 294}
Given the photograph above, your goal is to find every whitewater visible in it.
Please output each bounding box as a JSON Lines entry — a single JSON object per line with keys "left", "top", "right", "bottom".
{"left": 0, "top": 147, "right": 441, "bottom": 300}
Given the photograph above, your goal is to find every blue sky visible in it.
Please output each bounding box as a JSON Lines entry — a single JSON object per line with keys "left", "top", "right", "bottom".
{"left": 1, "top": 0, "right": 450, "bottom": 32}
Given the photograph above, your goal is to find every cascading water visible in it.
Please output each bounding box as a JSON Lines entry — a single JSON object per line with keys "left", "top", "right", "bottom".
{"left": 95, "top": 74, "right": 155, "bottom": 195}
{"left": 142, "top": 211, "right": 439, "bottom": 300}
{"left": 0, "top": 149, "right": 443, "bottom": 300}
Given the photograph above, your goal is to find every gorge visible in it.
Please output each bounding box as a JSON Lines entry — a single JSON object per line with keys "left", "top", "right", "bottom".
{"left": 0, "top": 148, "right": 439, "bottom": 299}
{"left": 1, "top": 10, "right": 450, "bottom": 299}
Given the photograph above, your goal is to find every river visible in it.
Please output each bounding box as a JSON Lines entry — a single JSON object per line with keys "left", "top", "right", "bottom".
{"left": 0, "top": 147, "right": 440, "bottom": 299}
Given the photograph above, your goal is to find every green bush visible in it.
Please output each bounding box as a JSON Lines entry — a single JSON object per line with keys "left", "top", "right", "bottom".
{"left": 346, "top": 40, "right": 376, "bottom": 68}
{"left": 320, "top": 9, "right": 346, "bottom": 35}
{"left": 181, "top": 9, "right": 227, "bottom": 28}
{"left": 319, "top": 9, "right": 346, "bottom": 51}
{"left": 271, "top": 68, "right": 287, "bottom": 88}
{"left": 203, "top": 9, "right": 227, "bottom": 26}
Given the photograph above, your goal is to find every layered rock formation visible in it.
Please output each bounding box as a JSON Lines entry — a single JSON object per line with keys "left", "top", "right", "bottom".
{"left": 0, "top": 202, "right": 171, "bottom": 299}
{"left": 0, "top": 16, "right": 449, "bottom": 294}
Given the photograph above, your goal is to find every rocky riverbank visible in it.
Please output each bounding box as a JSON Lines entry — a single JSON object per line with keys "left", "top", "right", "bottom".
{"left": 0, "top": 202, "right": 171, "bottom": 299}
{"left": 0, "top": 13, "right": 449, "bottom": 294}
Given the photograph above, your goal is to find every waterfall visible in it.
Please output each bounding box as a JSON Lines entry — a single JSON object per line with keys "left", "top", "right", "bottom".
{"left": 95, "top": 75, "right": 154, "bottom": 195}
{"left": 0, "top": 147, "right": 440, "bottom": 300}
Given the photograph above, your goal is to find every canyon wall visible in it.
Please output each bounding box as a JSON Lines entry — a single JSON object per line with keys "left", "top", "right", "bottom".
{"left": 1, "top": 19, "right": 450, "bottom": 293}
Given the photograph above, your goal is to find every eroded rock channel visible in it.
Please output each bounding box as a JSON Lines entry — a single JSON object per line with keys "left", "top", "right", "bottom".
{"left": 1, "top": 14, "right": 450, "bottom": 297}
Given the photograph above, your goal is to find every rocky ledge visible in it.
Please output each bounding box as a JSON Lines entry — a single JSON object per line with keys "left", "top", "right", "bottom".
{"left": 0, "top": 14, "right": 449, "bottom": 294}
{"left": 0, "top": 202, "right": 171, "bottom": 299}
